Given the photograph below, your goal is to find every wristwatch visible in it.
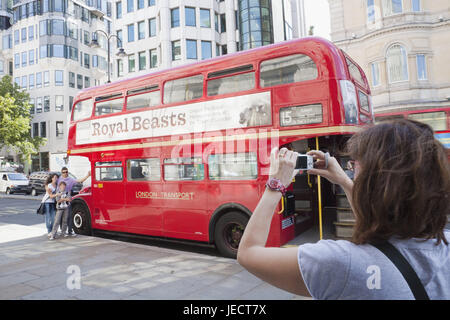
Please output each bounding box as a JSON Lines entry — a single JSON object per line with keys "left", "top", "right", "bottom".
{"left": 266, "top": 178, "right": 287, "bottom": 196}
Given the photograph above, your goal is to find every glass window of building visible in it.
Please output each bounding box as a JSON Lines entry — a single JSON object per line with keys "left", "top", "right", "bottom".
{"left": 43, "top": 71, "right": 49, "bottom": 87}
{"left": 53, "top": 44, "right": 65, "bottom": 58}
{"left": 21, "top": 75, "right": 27, "bottom": 89}
{"left": 149, "top": 18, "right": 156, "bottom": 37}
{"left": 149, "top": 48, "right": 157, "bottom": 68}
{"left": 171, "top": 40, "right": 181, "bottom": 61}
{"left": 77, "top": 74, "right": 83, "bottom": 89}
{"left": 367, "top": 0, "right": 375, "bottom": 22}
{"left": 127, "top": 24, "right": 135, "bottom": 42}
{"left": 36, "top": 72, "right": 42, "bottom": 88}
{"left": 21, "top": 27, "right": 26, "bottom": 43}
{"left": 215, "top": 13, "right": 219, "bottom": 32}
{"left": 0, "top": 60, "right": 3, "bottom": 75}
{"left": 127, "top": 0, "right": 133, "bottom": 12}
{"left": 84, "top": 76, "right": 90, "bottom": 88}
{"left": 128, "top": 54, "right": 135, "bottom": 72}
{"left": 117, "top": 59, "right": 123, "bottom": 77}
{"left": 14, "top": 53, "right": 19, "bottom": 69}
{"left": 54, "top": 0, "right": 63, "bottom": 12}
{"left": 138, "top": 51, "right": 146, "bottom": 70}
{"left": 382, "top": 0, "right": 403, "bottom": 16}
{"left": 171, "top": 8, "right": 180, "bottom": 28}
{"left": 84, "top": 53, "right": 90, "bottom": 68}
{"left": 138, "top": 0, "right": 144, "bottom": 10}
{"left": 116, "top": 1, "right": 122, "bottom": 18}
{"left": 186, "top": 39, "right": 197, "bottom": 59}
{"left": 29, "top": 50, "right": 34, "bottom": 65}
{"left": 30, "top": 98, "right": 35, "bottom": 114}
{"left": 55, "top": 70, "right": 63, "bottom": 86}
{"left": 28, "top": 26, "right": 34, "bottom": 41}
{"left": 200, "top": 9, "right": 211, "bottom": 28}
{"left": 14, "top": 77, "right": 20, "bottom": 87}
{"left": 412, "top": 0, "right": 421, "bottom": 12}
{"left": 116, "top": 30, "right": 123, "bottom": 47}
{"left": 40, "top": 45, "right": 47, "bottom": 59}
{"left": 69, "top": 72, "right": 75, "bottom": 88}
{"left": 370, "top": 62, "right": 380, "bottom": 87}
{"left": 239, "top": 0, "right": 273, "bottom": 50}
{"left": 56, "top": 121, "right": 64, "bottom": 137}
{"left": 138, "top": 21, "right": 145, "bottom": 39}
{"left": 55, "top": 95, "right": 64, "bottom": 111}
{"left": 40, "top": 122, "right": 46, "bottom": 138}
{"left": 201, "top": 41, "right": 212, "bottom": 60}
{"left": 43, "top": 96, "right": 50, "bottom": 112}
{"left": 52, "top": 19, "right": 65, "bottom": 35}
{"left": 14, "top": 30, "right": 19, "bottom": 44}
{"left": 386, "top": 44, "right": 408, "bottom": 82}
{"left": 84, "top": 31, "right": 90, "bottom": 45}
{"left": 21, "top": 52, "right": 27, "bottom": 67}
{"left": 148, "top": 0, "right": 155, "bottom": 5}
{"left": 36, "top": 97, "right": 42, "bottom": 113}
{"left": 185, "top": 7, "right": 196, "bottom": 27}
{"left": 416, "top": 54, "right": 427, "bottom": 80}
{"left": 220, "top": 13, "right": 226, "bottom": 33}
{"left": 29, "top": 74, "right": 35, "bottom": 90}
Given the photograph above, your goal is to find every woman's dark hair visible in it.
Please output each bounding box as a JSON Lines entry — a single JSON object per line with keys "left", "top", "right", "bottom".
{"left": 45, "top": 173, "right": 58, "bottom": 185}
{"left": 346, "top": 119, "right": 449, "bottom": 245}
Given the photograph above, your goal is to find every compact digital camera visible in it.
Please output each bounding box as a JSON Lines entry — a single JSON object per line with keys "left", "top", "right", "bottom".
{"left": 295, "top": 154, "right": 314, "bottom": 170}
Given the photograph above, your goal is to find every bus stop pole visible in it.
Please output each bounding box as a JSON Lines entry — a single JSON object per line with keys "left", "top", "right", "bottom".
{"left": 316, "top": 137, "right": 323, "bottom": 240}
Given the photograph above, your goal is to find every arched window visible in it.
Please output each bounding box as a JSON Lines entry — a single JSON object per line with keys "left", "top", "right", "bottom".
{"left": 386, "top": 44, "right": 408, "bottom": 83}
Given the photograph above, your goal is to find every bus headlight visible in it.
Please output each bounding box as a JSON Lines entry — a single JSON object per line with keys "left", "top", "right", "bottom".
{"left": 280, "top": 104, "right": 323, "bottom": 127}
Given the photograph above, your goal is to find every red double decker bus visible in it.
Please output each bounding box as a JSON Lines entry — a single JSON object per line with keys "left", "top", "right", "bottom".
{"left": 67, "top": 37, "right": 373, "bottom": 258}
{"left": 375, "top": 107, "right": 450, "bottom": 156}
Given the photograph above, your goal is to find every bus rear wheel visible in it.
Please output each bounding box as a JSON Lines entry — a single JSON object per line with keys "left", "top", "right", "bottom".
{"left": 71, "top": 203, "right": 92, "bottom": 236}
{"left": 214, "top": 211, "right": 248, "bottom": 259}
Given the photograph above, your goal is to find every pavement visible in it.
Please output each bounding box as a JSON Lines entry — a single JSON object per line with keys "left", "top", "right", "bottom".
{"left": 0, "top": 196, "right": 310, "bottom": 300}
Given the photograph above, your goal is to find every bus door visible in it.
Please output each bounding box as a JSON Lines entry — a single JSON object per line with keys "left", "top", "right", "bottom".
{"left": 161, "top": 157, "right": 209, "bottom": 241}
{"left": 92, "top": 161, "right": 126, "bottom": 229}
{"left": 124, "top": 158, "right": 163, "bottom": 236}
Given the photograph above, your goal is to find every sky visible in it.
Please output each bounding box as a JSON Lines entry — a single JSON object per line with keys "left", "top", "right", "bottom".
{"left": 303, "top": 0, "right": 331, "bottom": 40}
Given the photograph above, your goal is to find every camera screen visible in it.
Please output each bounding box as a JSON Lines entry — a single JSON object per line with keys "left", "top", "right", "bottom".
{"left": 295, "top": 156, "right": 308, "bottom": 169}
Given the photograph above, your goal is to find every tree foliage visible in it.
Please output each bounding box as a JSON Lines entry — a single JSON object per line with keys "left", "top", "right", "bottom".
{"left": 0, "top": 75, "right": 45, "bottom": 162}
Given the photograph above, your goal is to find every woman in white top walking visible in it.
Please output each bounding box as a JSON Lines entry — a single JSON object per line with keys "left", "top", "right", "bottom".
{"left": 42, "top": 173, "right": 61, "bottom": 237}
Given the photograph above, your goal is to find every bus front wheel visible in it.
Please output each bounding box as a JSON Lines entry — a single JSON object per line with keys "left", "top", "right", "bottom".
{"left": 214, "top": 211, "right": 248, "bottom": 259}
{"left": 71, "top": 203, "right": 92, "bottom": 236}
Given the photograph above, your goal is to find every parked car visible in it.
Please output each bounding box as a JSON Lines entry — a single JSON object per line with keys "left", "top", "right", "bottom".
{"left": 0, "top": 172, "right": 31, "bottom": 194}
{"left": 29, "top": 171, "right": 82, "bottom": 196}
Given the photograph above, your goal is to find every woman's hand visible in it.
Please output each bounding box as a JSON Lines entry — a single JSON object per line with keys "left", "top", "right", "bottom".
{"left": 268, "top": 147, "right": 300, "bottom": 187}
{"left": 307, "top": 150, "right": 352, "bottom": 188}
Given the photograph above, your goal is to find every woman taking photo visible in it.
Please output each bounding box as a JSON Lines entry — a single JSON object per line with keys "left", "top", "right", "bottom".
{"left": 237, "top": 119, "right": 449, "bottom": 300}
{"left": 42, "top": 173, "right": 60, "bottom": 238}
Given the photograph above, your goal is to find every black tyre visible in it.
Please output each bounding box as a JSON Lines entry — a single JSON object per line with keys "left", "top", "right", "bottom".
{"left": 214, "top": 211, "right": 249, "bottom": 259}
{"left": 71, "top": 202, "right": 92, "bottom": 236}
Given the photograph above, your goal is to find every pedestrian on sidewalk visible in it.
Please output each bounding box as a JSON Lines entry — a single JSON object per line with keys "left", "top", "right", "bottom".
{"left": 42, "top": 173, "right": 60, "bottom": 237}
{"left": 57, "top": 167, "right": 90, "bottom": 236}
{"left": 48, "top": 181, "right": 71, "bottom": 240}
{"left": 237, "top": 119, "right": 449, "bottom": 300}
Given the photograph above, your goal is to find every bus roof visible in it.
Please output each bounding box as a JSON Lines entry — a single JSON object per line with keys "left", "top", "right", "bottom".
{"left": 75, "top": 37, "right": 350, "bottom": 102}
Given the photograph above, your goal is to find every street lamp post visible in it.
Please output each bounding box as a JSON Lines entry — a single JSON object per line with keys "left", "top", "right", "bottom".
{"left": 90, "top": 29, "right": 127, "bottom": 83}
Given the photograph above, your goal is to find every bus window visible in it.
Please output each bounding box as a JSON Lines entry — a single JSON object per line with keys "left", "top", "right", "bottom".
{"left": 127, "top": 158, "right": 161, "bottom": 181}
{"left": 164, "top": 75, "right": 203, "bottom": 104}
{"left": 375, "top": 115, "right": 404, "bottom": 123}
{"left": 163, "top": 157, "right": 204, "bottom": 181}
{"left": 95, "top": 161, "right": 123, "bottom": 181}
{"left": 358, "top": 91, "right": 370, "bottom": 112}
{"left": 126, "top": 90, "right": 161, "bottom": 111}
{"left": 408, "top": 112, "right": 447, "bottom": 131}
{"left": 208, "top": 153, "right": 258, "bottom": 180}
{"left": 72, "top": 98, "right": 93, "bottom": 121}
{"left": 280, "top": 104, "right": 323, "bottom": 127}
{"left": 95, "top": 97, "right": 124, "bottom": 116}
{"left": 346, "top": 57, "right": 365, "bottom": 86}
{"left": 207, "top": 72, "right": 255, "bottom": 96}
{"left": 260, "top": 54, "right": 318, "bottom": 88}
